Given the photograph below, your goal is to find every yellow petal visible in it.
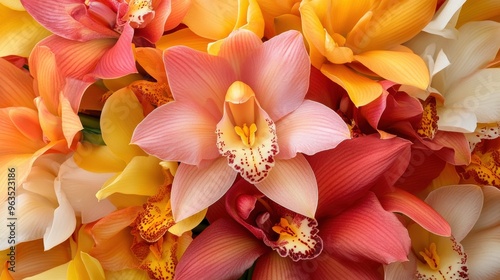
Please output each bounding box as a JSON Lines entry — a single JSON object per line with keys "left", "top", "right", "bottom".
{"left": 73, "top": 142, "right": 127, "bottom": 173}
{"left": 321, "top": 63, "right": 382, "bottom": 107}
{"left": 79, "top": 252, "right": 105, "bottom": 280}
{"left": 300, "top": 2, "right": 326, "bottom": 59}
{"left": 101, "top": 88, "right": 147, "bottom": 162}
{"left": 354, "top": 50, "right": 430, "bottom": 90}
{"left": 457, "top": 0, "right": 500, "bottom": 27}
{"left": 96, "top": 155, "right": 163, "bottom": 200}
{"left": 322, "top": 0, "right": 376, "bottom": 36}
{"left": 23, "top": 263, "right": 69, "bottom": 280}
{"left": 347, "top": 0, "right": 437, "bottom": 51}
{"left": 0, "top": 4, "right": 51, "bottom": 57}
{"left": 182, "top": 0, "right": 238, "bottom": 40}
{"left": 274, "top": 14, "right": 303, "bottom": 35}
{"left": 156, "top": 28, "right": 213, "bottom": 53}
{"left": 102, "top": 74, "right": 143, "bottom": 92}
{"left": 0, "top": 0, "right": 23, "bottom": 11}
{"left": 168, "top": 208, "right": 207, "bottom": 236}
{"left": 235, "top": 0, "right": 265, "bottom": 38}
{"left": 105, "top": 269, "right": 150, "bottom": 280}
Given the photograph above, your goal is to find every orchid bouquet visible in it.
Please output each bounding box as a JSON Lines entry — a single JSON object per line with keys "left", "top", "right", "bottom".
{"left": 1, "top": 0, "right": 499, "bottom": 279}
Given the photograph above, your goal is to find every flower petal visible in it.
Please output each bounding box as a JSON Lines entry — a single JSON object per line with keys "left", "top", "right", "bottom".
{"left": 174, "top": 219, "right": 267, "bottom": 280}
{"left": 321, "top": 192, "right": 411, "bottom": 264}
{"left": 276, "top": 100, "right": 350, "bottom": 159}
{"left": 255, "top": 154, "right": 317, "bottom": 218}
{"left": 379, "top": 188, "right": 451, "bottom": 236}
{"left": 0, "top": 58, "right": 36, "bottom": 108}
{"left": 182, "top": 0, "right": 237, "bottom": 40}
{"left": 354, "top": 50, "right": 430, "bottom": 90}
{"left": 461, "top": 226, "right": 500, "bottom": 280}
{"left": 252, "top": 252, "right": 306, "bottom": 280}
{"left": 218, "top": 29, "right": 262, "bottom": 74}
{"left": 321, "top": 63, "right": 382, "bottom": 107}
{"left": 171, "top": 158, "right": 237, "bottom": 222}
{"left": 242, "top": 30, "right": 310, "bottom": 120}
{"left": 425, "top": 184, "right": 484, "bottom": 242}
{"left": 472, "top": 186, "right": 500, "bottom": 231}
{"left": 132, "top": 101, "right": 220, "bottom": 165}
{"left": 308, "top": 135, "right": 412, "bottom": 218}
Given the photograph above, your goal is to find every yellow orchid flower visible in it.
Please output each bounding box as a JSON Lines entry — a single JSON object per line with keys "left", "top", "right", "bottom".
{"left": 0, "top": 0, "right": 51, "bottom": 57}
{"left": 299, "top": 0, "right": 434, "bottom": 106}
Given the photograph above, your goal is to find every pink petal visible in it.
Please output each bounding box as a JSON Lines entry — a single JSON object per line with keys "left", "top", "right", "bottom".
{"left": 425, "top": 184, "right": 484, "bottom": 242}
{"left": 432, "top": 131, "right": 471, "bottom": 166}
{"left": 93, "top": 24, "right": 138, "bottom": 79}
{"left": 218, "top": 29, "right": 263, "bottom": 74}
{"left": 174, "top": 219, "right": 268, "bottom": 280}
{"left": 164, "top": 0, "right": 190, "bottom": 31}
{"left": 255, "top": 154, "right": 318, "bottom": 218}
{"left": 276, "top": 100, "right": 350, "bottom": 159}
{"left": 20, "top": 0, "right": 118, "bottom": 40}
{"left": 171, "top": 158, "right": 237, "bottom": 222}
{"left": 321, "top": 192, "right": 411, "bottom": 264}
{"left": 314, "top": 255, "right": 382, "bottom": 280}
{"left": 134, "top": 0, "right": 171, "bottom": 43}
{"left": 132, "top": 101, "right": 220, "bottom": 165}
{"left": 308, "top": 135, "right": 412, "bottom": 218}
{"left": 163, "top": 45, "right": 236, "bottom": 115}
{"left": 242, "top": 30, "right": 310, "bottom": 121}
{"left": 379, "top": 188, "right": 451, "bottom": 236}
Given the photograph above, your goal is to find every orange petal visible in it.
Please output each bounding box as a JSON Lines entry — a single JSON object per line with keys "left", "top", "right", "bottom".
{"left": 156, "top": 28, "right": 212, "bottom": 52}
{"left": 182, "top": 0, "right": 237, "bottom": 40}
{"left": 354, "top": 50, "right": 430, "bottom": 90}
{"left": 321, "top": 63, "right": 382, "bottom": 107}
{"left": 0, "top": 58, "right": 36, "bottom": 109}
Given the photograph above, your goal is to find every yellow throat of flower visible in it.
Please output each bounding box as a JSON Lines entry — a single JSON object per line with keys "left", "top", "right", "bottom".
{"left": 419, "top": 242, "right": 440, "bottom": 270}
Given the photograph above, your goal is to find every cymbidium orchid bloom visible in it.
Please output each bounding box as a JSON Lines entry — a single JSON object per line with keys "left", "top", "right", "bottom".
{"left": 405, "top": 21, "right": 500, "bottom": 136}
{"left": 20, "top": 0, "right": 190, "bottom": 79}
{"left": 0, "top": 46, "right": 85, "bottom": 199}
{"left": 385, "top": 184, "right": 500, "bottom": 280}
{"left": 132, "top": 29, "right": 351, "bottom": 222}
{"left": 298, "top": 0, "right": 434, "bottom": 107}
{"left": 0, "top": 0, "right": 52, "bottom": 57}
{"left": 173, "top": 135, "right": 451, "bottom": 279}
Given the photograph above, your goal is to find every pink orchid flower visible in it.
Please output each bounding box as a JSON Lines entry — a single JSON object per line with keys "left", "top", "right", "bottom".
{"left": 173, "top": 135, "right": 450, "bottom": 279}
{"left": 21, "top": 0, "right": 190, "bottom": 79}
{"left": 132, "top": 29, "right": 350, "bottom": 221}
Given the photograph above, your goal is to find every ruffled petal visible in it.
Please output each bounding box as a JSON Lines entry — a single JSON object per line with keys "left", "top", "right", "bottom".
{"left": 321, "top": 63, "right": 382, "bottom": 107}
{"left": 132, "top": 101, "right": 219, "bottom": 165}
{"left": 171, "top": 158, "right": 237, "bottom": 222}
{"left": 275, "top": 100, "right": 350, "bottom": 159}
{"left": 321, "top": 192, "right": 411, "bottom": 264}
{"left": 425, "top": 184, "right": 483, "bottom": 242}
{"left": 354, "top": 50, "right": 430, "bottom": 90}
{"left": 241, "top": 30, "right": 310, "bottom": 121}
{"left": 255, "top": 154, "right": 317, "bottom": 218}
{"left": 174, "top": 219, "right": 268, "bottom": 280}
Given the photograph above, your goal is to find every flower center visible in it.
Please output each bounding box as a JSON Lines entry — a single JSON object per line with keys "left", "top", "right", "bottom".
{"left": 216, "top": 81, "right": 279, "bottom": 183}
{"left": 234, "top": 123, "right": 257, "bottom": 147}
{"left": 419, "top": 242, "right": 440, "bottom": 270}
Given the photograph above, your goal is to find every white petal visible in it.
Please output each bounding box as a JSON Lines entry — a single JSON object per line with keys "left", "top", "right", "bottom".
{"left": 461, "top": 226, "right": 500, "bottom": 280}
{"left": 437, "top": 106, "right": 477, "bottom": 133}
{"left": 425, "top": 184, "right": 483, "bottom": 242}
{"left": 422, "top": 0, "right": 465, "bottom": 38}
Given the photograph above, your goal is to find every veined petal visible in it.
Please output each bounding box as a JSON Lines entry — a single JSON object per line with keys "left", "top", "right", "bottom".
{"left": 132, "top": 101, "right": 220, "bottom": 165}
{"left": 457, "top": 0, "right": 500, "bottom": 26}
{"left": 440, "top": 21, "right": 500, "bottom": 89}
{"left": 252, "top": 252, "right": 305, "bottom": 279}
{"left": 60, "top": 95, "right": 83, "bottom": 149}
{"left": 321, "top": 192, "right": 411, "bottom": 264}
{"left": 354, "top": 50, "right": 430, "bottom": 90}
{"left": 461, "top": 226, "right": 500, "bottom": 280}
{"left": 163, "top": 45, "right": 236, "bottom": 113}
{"left": 299, "top": 2, "right": 326, "bottom": 64}
{"left": 134, "top": 47, "right": 167, "bottom": 83}
{"left": 445, "top": 69, "right": 500, "bottom": 124}
{"left": 472, "top": 186, "right": 500, "bottom": 231}
{"left": 347, "top": 0, "right": 436, "bottom": 52}
{"left": 218, "top": 29, "right": 262, "bottom": 75}
{"left": 0, "top": 108, "right": 45, "bottom": 156}
{"left": 321, "top": 63, "right": 382, "bottom": 107}
{"left": 242, "top": 30, "right": 310, "bottom": 120}
{"left": 164, "top": 0, "right": 190, "bottom": 31}
{"left": 20, "top": 0, "right": 118, "bottom": 40}
{"left": 0, "top": 58, "right": 36, "bottom": 109}
{"left": 255, "top": 154, "right": 318, "bottom": 218}
{"left": 101, "top": 88, "right": 146, "bottom": 162}
{"left": 171, "top": 158, "right": 237, "bottom": 222}
{"left": 93, "top": 24, "right": 138, "bottom": 79}
{"left": 276, "top": 100, "right": 350, "bottom": 159}
{"left": 133, "top": 0, "right": 171, "bottom": 43}
{"left": 174, "top": 219, "right": 268, "bottom": 280}
{"left": 155, "top": 28, "right": 212, "bottom": 52}
{"left": 379, "top": 188, "right": 451, "bottom": 236}
{"left": 425, "top": 184, "right": 483, "bottom": 242}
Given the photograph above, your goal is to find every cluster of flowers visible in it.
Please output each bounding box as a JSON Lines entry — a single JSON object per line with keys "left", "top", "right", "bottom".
{"left": 1, "top": 0, "right": 499, "bottom": 279}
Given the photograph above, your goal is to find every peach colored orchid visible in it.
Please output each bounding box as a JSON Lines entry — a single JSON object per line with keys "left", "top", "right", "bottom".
{"left": 132, "top": 29, "right": 351, "bottom": 222}
{"left": 299, "top": 0, "right": 434, "bottom": 107}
